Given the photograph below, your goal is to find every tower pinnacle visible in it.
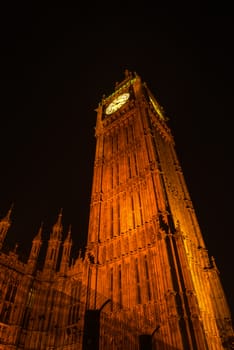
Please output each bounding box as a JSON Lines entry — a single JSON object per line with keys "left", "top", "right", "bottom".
{"left": 0, "top": 204, "right": 13, "bottom": 249}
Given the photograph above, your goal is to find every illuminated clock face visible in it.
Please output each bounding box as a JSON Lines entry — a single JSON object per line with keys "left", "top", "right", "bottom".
{"left": 105, "top": 93, "right": 130, "bottom": 115}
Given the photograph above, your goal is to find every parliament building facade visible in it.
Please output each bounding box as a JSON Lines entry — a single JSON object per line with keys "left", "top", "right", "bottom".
{"left": 0, "top": 71, "right": 233, "bottom": 349}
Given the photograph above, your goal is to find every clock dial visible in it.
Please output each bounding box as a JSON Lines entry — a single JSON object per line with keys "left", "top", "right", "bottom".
{"left": 105, "top": 93, "right": 130, "bottom": 115}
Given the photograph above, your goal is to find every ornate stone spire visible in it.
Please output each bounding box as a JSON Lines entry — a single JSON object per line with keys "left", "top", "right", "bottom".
{"left": 28, "top": 223, "right": 43, "bottom": 270}
{"left": 0, "top": 204, "right": 13, "bottom": 249}
{"left": 60, "top": 225, "right": 73, "bottom": 274}
{"left": 51, "top": 208, "right": 63, "bottom": 240}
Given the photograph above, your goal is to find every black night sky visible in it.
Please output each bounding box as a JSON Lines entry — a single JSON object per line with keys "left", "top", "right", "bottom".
{"left": 0, "top": 7, "right": 233, "bottom": 317}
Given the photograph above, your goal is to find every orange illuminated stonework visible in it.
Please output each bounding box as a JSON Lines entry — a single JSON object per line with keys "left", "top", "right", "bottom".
{"left": 0, "top": 71, "right": 233, "bottom": 349}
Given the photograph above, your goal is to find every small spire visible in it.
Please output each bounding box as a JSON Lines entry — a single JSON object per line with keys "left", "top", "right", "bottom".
{"left": 57, "top": 208, "right": 63, "bottom": 225}
{"left": 65, "top": 225, "right": 72, "bottom": 242}
{"left": 51, "top": 208, "right": 63, "bottom": 239}
{"left": 2, "top": 203, "right": 14, "bottom": 222}
{"left": 53, "top": 208, "right": 63, "bottom": 228}
{"left": 34, "top": 222, "right": 43, "bottom": 241}
{"left": 0, "top": 204, "right": 14, "bottom": 249}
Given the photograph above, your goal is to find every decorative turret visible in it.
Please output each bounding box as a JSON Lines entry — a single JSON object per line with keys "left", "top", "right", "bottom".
{"left": 51, "top": 208, "right": 63, "bottom": 240}
{"left": 27, "top": 223, "right": 43, "bottom": 271}
{"left": 0, "top": 205, "right": 13, "bottom": 250}
{"left": 43, "top": 209, "right": 63, "bottom": 273}
{"left": 60, "top": 225, "right": 72, "bottom": 274}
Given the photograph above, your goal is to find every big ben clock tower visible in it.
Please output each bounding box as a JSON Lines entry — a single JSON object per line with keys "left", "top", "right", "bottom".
{"left": 85, "top": 70, "right": 233, "bottom": 349}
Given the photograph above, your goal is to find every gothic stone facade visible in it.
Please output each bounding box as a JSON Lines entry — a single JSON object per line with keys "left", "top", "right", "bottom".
{"left": 0, "top": 71, "right": 233, "bottom": 349}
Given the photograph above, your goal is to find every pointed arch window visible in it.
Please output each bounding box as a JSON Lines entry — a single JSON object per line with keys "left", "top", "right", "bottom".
{"left": 118, "top": 265, "right": 122, "bottom": 308}
{"left": 144, "top": 255, "right": 151, "bottom": 301}
{"left": 135, "top": 259, "right": 141, "bottom": 304}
